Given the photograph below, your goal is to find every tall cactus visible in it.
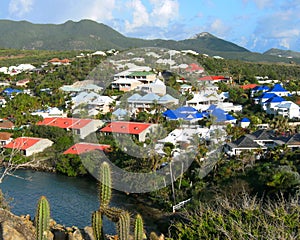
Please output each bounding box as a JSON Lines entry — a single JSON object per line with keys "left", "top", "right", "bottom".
{"left": 35, "top": 195, "right": 51, "bottom": 240}
{"left": 92, "top": 210, "right": 104, "bottom": 240}
{"left": 134, "top": 214, "right": 144, "bottom": 240}
{"left": 99, "top": 161, "right": 112, "bottom": 208}
{"left": 117, "top": 211, "right": 131, "bottom": 240}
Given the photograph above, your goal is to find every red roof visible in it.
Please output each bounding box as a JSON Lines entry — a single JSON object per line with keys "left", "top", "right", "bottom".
{"left": 37, "top": 117, "right": 92, "bottom": 129}
{"left": 185, "top": 63, "right": 204, "bottom": 72}
{"left": 100, "top": 121, "right": 152, "bottom": 134}
{"left": 240, "top": 84, "right": 258, "bottom": 90}
{"left": 198, "top": 75, "right": 227, "bottom": 81}
{"left": 4, "top": 137, "right": 42, "bottom": 150}
{"left": 63, "top": 143, "right": 111, "bottom": 155}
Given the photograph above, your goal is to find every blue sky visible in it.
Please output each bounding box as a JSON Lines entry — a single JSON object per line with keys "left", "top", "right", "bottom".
{"left": 1, "top": 0, "right": 300, "bottom": 53}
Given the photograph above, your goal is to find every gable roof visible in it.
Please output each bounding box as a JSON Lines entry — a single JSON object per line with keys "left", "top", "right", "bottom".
{"left": 284, "top": 133, "right": 300, "bottom": 146}
{"left": 37, "top": 117, "right": 93, "bottom": 129}
{"left": 0, "top": 132, "right": 12, "bottom": 140}
{"left": 264, "top": 96, "right": 285, "bottom": 103}
{"left": 63, "top": 143, "right": 111, "bottom": 155}
{"left": 228, "top": 135, "right": 262, "bottom": 149}
{"left": 4, "top": 137, "right": 45, "bottom": 150}
{"left": 269, "top": 83, "right": 288, "bottom": 92}
{"left": 240, "top": 84, "right": 258, "bottom": 90}
{"left": 100, "top": 121, "right": 152, "bottom": 134}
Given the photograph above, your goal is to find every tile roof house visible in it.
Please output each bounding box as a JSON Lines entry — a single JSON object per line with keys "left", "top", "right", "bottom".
{"left": 268, "top": 83, "right": 290, "bottom": 97}
{"left": 224, "top": 129, "right": 283, "bottom": 156}
{"left": 127, "top": 93, "right": 179, "bottom": 113}
{"left": 136, "top": 79, "right": 167, "bottom": 95}
{"left": 0, "top": 132, "right": 13, "bottom": 146}
{"left": 72, "top": 91, "right": 114, "bottom": 114}
{"left": 4, "top": 137, "right": 53, "bottom": 156}
{"left": 163, "top": 106, "right": 204, "bottom": 122}
{"left": 63, "top": 143, "right": 111, "bottom": 155}
{"left": 100, "top": 121, "right": 157, "bottom": 142}
{"left": 112, "top": 68, "right": 157, "bottom": 92}
{"left": 272, "top": 101, "right": 300, "bottom": 119}
{"left": 0, "top": 119, "right": 15, "bottom": 130}
{"left": 239, "top": 118, "right": 251, "bottom": 128}
{"left": 37, "top": 117, "right": 104, "bottom": 139}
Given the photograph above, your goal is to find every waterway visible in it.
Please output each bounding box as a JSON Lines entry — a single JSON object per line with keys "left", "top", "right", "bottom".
{"left": 0, "top": 169, "right": 165, "bottom": 234}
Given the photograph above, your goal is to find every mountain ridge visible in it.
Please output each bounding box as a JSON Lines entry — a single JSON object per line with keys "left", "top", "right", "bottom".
{"left": 0, "top": 19, "right": 300, "bottom": 63}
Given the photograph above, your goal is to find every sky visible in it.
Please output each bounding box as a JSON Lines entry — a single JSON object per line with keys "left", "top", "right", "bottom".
{"left": 0, "top": 0, "right": 300, "bottom": 53}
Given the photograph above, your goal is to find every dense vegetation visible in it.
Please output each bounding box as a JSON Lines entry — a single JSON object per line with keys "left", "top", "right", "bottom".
{"left": 0, "top": 48, "right": 300, "bottom": 239}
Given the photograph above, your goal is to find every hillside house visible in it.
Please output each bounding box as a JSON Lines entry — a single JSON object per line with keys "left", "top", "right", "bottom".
{"left": 63, "top": 143, "right": 111, "bottom": 155}
{"left": 4, "top": 137, "right": 53, "bottom": 156}
{"left": 0, "top": 132, "right": 13, "bottom": 146}
{"left": 100, "top": 121, "right": 157, "bottom": 142}
{"left": 37, "top": 117, "right": 103, "bottom": 139}
{"left": 127, "top": 93, "right": 179, "bottom": 113}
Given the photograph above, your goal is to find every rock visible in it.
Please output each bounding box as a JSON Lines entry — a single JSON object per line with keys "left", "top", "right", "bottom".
{"left": 0, "top": 209, "right": 36, "bottom": 240}
{"left": 83, "top": 226, "right": 95, "bottom": 240}
{"left": 68, "top": 228, "right": 83, "bottom": 240}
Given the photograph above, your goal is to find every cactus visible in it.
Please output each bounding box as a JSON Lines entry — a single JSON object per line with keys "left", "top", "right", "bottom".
{"left": 134, "top": 214, "right": 144, "bottom": 240}
{"left": 92, "top": 210, "right": 104, "bottom": 240}
{"left": 102, "top": 206, "right": 123, "bottom": 222}
{"left": 99, "top": 161, "right": 112, "bottom": 208}
{"left": 35, "top": 196, "right": 51, "bottom": 240}
{"left": 117, "top": 211, "right": 131, "bottom": 240}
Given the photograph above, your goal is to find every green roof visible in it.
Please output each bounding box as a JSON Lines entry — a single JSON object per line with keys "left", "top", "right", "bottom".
{"left": 128, "top": 71, "right": 155, "bottom": 77}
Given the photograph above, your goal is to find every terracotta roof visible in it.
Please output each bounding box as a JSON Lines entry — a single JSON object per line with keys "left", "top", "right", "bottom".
{"left": 0, "top": 120, "right": 14, "bottom": 129}
{"left": 37, "top": 117, "right": 92, "bottom": 129}
{"left": 198, "top": 75, "right": 227, "bottom": 81}
{"left": 185, "top": 63, "right": 204, "bottom": 72}
{"left": 0, "top": 132, "right": 12, "bottom": 140}
{"left": 240, "top": 84, "right": 258, "bottom": 90}
{"left": 49, "top": 58, "right": 60, "bottom": 63}
{"left": 63, "top": 143, "right": 111, "bottom": 155}
{"left": 4, "top": 137, "right": 42, "bottom": 150}
{"left": 100, "top": 121, "right": 152, "bottom": 134}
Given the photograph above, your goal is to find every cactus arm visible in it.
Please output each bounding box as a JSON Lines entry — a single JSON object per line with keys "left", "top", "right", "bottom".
{"left": 99, "top": 162, "right": 112, "bottom": 207}
{"left": 134, "top": 214, "right": 144, "bottom": 240}
{"left": 35, "top": 196, "right": 51, "bottom": 240}
{"left": 117, "top": 211, "right": 131, "bottom": 240}
{"left": 92, "top": 210, "right": 104, "bottom": 240}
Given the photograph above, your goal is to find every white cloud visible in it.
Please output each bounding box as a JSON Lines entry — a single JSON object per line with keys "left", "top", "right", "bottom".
{"left": 279, "top": 38, "right": 290, "bottom": 49}
{"left": 150, "top": 0, "right": 179, "bottom": 27}
{"left": 9, "top": 0, "right": 34, "bottom": 17}
{"left": 125, "top": 0, "right": 150, "bottom": 32}
{"left": 125, "top": 0, "right": 179, "bottom": 33}
{"left": 83, "top": 0, "right": 116, "bottom": 22}
{"left": 208, "top": 19, "right": 230, "bottom": 38}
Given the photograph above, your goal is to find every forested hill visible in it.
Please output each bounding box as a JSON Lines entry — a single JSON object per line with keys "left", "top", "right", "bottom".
{"left": 1, "top": 19, "right": 300, "bottom": 64}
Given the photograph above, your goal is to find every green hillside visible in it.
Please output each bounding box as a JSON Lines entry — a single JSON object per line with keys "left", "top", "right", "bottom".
{"left": 0, "top": 19, "right": 299, "bottom": 64}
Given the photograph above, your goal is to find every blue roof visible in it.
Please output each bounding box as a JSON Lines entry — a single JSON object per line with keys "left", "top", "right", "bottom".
{"left": 140, "top": 93, "right": 160, "bottom": 101}
{"left": 252, "top": 85, "right": 270, "bottom": 91}
{"left": 210, "top": 107, "right": 236, "bottom": 122}
{"left": 127, "top": 93, "right": 142, "bottom": 101}
{"left": 241, "top": 117, "right": 251, "bottom": 122}
{"left": 264, "top": 96, "right": 285, "bottom": 103}
{"left": 2, "top": 88, "right": 22, "bottom": 95}
{"left": 163, "top": 106, "right": 203, "bottom": 121}
{"left": 269, "top": 83, "right": 288, "bottom": 92}
{"left": 260, "top": 92, "right": 278, "bottom": 99}
{"left": 207, "top": 104, "right": 218, "bottom": 111}
{"left": 175, "top": 106, "right": 197, "bottom": 113}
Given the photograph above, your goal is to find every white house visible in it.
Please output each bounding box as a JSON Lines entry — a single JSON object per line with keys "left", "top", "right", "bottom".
{"left": 37, "top": 117, "right": 104, "bottom": 139}
{"left": 136, "top": 79, "right": 166, "bottom": 95}
{"left": 72, "top": 92, "right": 114, "bottom": 114}
{"left": 4, "top": 137, "right": 53, "bottom": 156}
{"left": 100, "top": 121, "right": 158, "bottom": 142}
{"left": 273, "top": 101, "right": 300, "bottom": 119}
